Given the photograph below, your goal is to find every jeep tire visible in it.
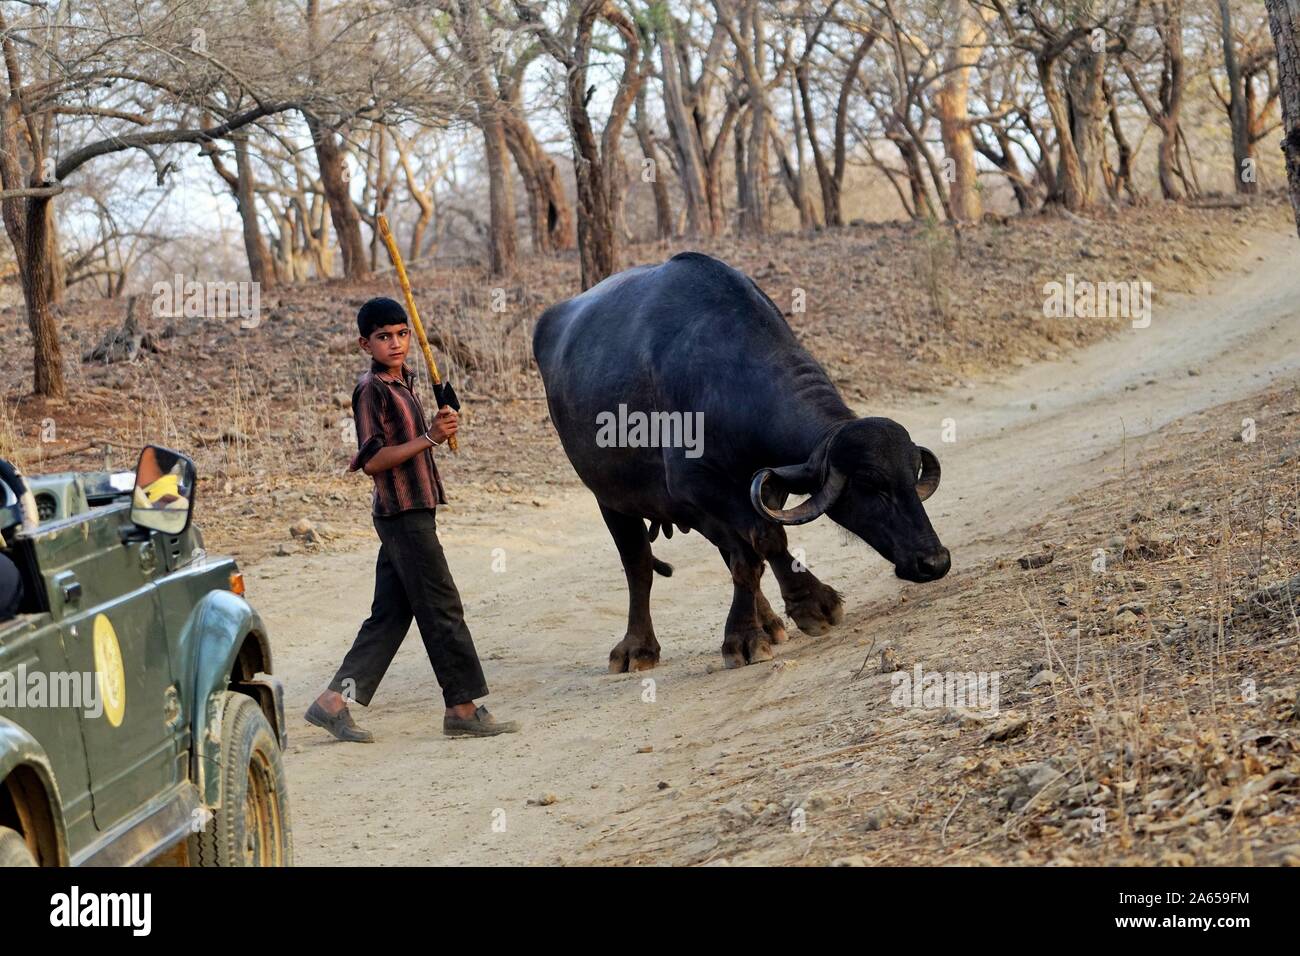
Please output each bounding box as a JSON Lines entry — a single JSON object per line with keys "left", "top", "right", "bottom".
{"left": 0, "top": 824, "right": 37, "bottom": 866}
{"left": 189, "top": 691, "right": 292, "bottom": 866}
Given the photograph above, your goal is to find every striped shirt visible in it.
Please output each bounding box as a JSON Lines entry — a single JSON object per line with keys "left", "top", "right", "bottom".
{"left": 348, "top": 360, "right": 447, "bottom": 515}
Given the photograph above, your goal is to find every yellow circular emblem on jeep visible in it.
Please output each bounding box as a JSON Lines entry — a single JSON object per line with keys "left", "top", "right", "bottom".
{"left": 93, "top": 614, "right": 126, "bottom": 727}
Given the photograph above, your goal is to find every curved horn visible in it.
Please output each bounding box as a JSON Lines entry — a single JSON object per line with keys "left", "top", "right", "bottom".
{"left": 750, "top": 464, "right": 847, "bottom": 525}
{"left": 916, "top": 446, "right": 941, "bottom": 502}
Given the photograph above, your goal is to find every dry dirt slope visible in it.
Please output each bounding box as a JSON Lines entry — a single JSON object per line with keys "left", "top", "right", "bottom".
{"left": 252, "top": 225, "right": 1300, "bottom": 866}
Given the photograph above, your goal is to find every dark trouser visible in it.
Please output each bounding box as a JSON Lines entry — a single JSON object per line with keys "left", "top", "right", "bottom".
{"left": 329, "top": 509, "right": 488, "bottom": 708}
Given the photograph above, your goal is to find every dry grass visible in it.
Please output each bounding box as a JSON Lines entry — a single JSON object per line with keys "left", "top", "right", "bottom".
{"left": 948, "top": 389, "right": 1300, "bottom": 865}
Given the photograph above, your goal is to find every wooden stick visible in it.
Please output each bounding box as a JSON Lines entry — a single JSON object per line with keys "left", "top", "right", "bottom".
{"left": 375, "top": 213, "right": 458, "bottom": 454}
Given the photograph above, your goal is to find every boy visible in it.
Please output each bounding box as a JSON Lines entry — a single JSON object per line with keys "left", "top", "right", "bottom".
{"left": 305, "top": 296, "right": 519, "bottom": 741}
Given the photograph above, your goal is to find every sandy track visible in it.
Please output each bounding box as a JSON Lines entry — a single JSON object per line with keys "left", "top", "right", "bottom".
{"left": 251, "top": 229, "right": 1300, "bottom": 865}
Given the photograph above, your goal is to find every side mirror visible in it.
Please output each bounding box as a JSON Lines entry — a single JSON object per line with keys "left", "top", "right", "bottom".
{"left": 130, "top": 445, "right": 196, "bottom": 535}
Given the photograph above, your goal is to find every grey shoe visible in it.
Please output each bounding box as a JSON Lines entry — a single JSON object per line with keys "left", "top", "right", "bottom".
{"left": 305, "top": 701, "right": 375, "bottom": 743}
{"left": 443, "top": 704, "right": 520, "bottom": 738}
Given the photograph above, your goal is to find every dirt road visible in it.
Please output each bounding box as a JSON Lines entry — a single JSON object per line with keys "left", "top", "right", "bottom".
{"left": 252, "top": 228, "right": 1300, "bottom": 865}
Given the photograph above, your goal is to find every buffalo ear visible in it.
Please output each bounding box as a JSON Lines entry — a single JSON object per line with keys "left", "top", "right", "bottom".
{"left": 916, "top": 446, "right": 941, "bottom": 501}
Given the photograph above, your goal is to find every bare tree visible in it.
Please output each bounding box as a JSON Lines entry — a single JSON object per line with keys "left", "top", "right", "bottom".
{"left": 516, "top": 0, "right": 643, "bottom": 288}
{"left": 449, "top": 0, "right": 519, "bottom": 274}
{"left": 1215, "top": 0, "right": 1278, "bottom": 193}
{"left": 1121, "top": 0, "right": 1189, "bottom": 200}
{"left": 985, "top": 0, "right": 1100, "bottom": 211}
{"left": 304, "top": 0, "right": 370, "bottom": 280}
{"left": 499, "top": 41, "right": 578, "bottom": 254}
{"left": 0, "top": 1, "right": 296, "bottom": 396}
{"left": 655, "top": 5, "right": 726, "bottom": 236}
{"left": 715, "top": 0, "right": 778, "bottom": 234}
{"left": 632, "top": 35, "right": 675, "bottom": 240}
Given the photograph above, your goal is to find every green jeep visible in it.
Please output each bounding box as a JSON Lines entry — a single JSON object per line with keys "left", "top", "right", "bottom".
{"left": 0, "top": 445, "right": 291, "bottom": 866}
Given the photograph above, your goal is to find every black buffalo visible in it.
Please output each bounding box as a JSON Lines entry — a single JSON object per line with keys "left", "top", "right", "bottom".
{"left": 534, "top": 252, "right": 950, "bottom": 671}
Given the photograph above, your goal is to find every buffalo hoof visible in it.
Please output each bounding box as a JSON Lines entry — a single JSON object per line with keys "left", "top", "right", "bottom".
{"left": 721, "top": 628, "right": 775, "bottom": 669}
{"left": 756, "top": 597, "right": 789, "bottom": 645}
{"left": 764, "top": 618, "right": 789, "bottom": 645}
{"left": 608, "top": 635, "right": 660, "bottom": 674}
{"left": 786, "top": 586, "right": 844, "bottom": 637}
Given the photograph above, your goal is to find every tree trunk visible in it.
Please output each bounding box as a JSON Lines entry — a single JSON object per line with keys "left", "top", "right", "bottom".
{"left": 741, "top": 20, "right": 769, "bottom": 236}
{"left": 395, "top": 139, "right": 435, "bottom": 261}
{"left": 634, "top": 83, "right": 673, "bottom": 240}
{"left": 234, "top": 132, "right": 275, "bottom": 286}
{"left": 782, "top": 77, "right": 817, "bottom": 230}
{"left": 537, "top": 150, "right": 575, "bottom": 252}
{"left": 500, "top": 103, "right": 574, "bottom": 254}
{"left": 0, "top": 95, "right": 63, "bottom": 396}
{"left": 976, "top": 129, "right": 1034, "bottom": 210}
{"left": 831, "top": 36, "right": 873, "bottom": 225}
{"left": 1067, "top": 45, "right": 1107, "bottom": 205}
{"left": 1104, "top": 80, "right": 1138, "bottom": 201}
{"left": 479, "top": 111, "right": 518, "bottom": 275}
{"left": 718, "top": 0, "right": 771, "bottom": 235}
{"left": 705, "top": 99, "right": 739, "bottom": 233}
{"left": 1267, "top": 0, "right": 1300, "bottom": 234}
{"left": 1039, "top": 54, "right": 1088, "bottom": 210}
{"left": 566, "top": 0, "right": 640, "bottom": 288}
{"left": 44, "top": 204, "right": 64, "bottom": 305}
{"left": 659, "top": 24, "right": 712, "bottom": 236}
{"left": 457, "top": 0, "right": 517, "bottom": 275}
{"left": 797, "top": 30, "right": 873, "bottom": 228}
{"left": 1121, "top": 4, "right": 1187, "bottom": 201}
{"left": 796, "top": 62, "right": 837, "bottom": 227}
{"left": 503, "top": 112, "right": 551, "bottom": 253}
{"left": 887, "top": 123, "right": 935, "bottom": 219}
{"left": 937, "top": 0, "right": 986, "bottom": 222}
{"left": 367, "top": 124, "right": 389, "bottom": 272}
{"left": 1245, "top": 71, "right": 1266, "bottom": 168}
{"left": 1158, "top": 3, "right": 1187, "bottom": 200}
{"left": 305, "top": 0, "right": 368, "bottom": 280}
{"left": 770, "top": 120, "right": 816, "bottom": 230}
{"left": 307, "top": 115, "right": 369, "bottom": 280}
{"left": 1220, "top": 0, "right": 1256, "bottom": 193}
{"left": 1156, "top": 118, "right": 1181, "bottom": 199}
{"left": 23, "top": 196, "right": 64, "bottom": 397}
{"left": 734, "top": 105, "right": 751, "bottom": 232}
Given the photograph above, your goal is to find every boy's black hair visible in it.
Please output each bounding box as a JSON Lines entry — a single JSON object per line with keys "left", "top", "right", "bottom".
{"left": 357, "top": 296, "right": 409, "bottom": 337}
